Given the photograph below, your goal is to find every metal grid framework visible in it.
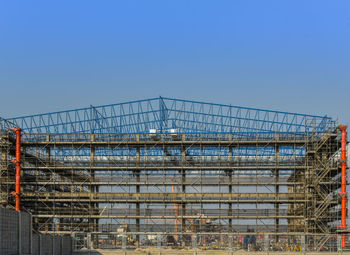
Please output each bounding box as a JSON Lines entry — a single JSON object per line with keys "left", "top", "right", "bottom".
{"left": 0, "top": 97, "right": 346, "bottom": 250}
{"left": 0, "top": 119, "right": 15, "bottom": 207}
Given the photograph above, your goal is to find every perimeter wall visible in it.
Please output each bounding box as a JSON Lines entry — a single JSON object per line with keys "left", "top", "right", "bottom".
{"left": 0, "top": 208, "right": 72, "bottom": 255}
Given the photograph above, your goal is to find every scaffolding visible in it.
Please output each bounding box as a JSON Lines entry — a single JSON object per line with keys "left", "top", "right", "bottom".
{"left": 0, "top": 118, "right": 15, "bottom": 207}
{"left": 0, "top": 97, "right": 347, "bottom": 250}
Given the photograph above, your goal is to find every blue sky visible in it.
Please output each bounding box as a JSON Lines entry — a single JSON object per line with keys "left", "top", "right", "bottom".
{"left": 0, "top": 1, "right": 349, "bottom": 125}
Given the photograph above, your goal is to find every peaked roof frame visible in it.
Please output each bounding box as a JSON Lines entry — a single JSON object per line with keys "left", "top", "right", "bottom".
{"left": 3, "top": 97, "right": 334, "bottom": 134}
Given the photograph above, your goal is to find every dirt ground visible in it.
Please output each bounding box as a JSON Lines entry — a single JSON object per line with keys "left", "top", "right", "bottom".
{"left": 73, "top": 249, "right": 350, "bottom": 255}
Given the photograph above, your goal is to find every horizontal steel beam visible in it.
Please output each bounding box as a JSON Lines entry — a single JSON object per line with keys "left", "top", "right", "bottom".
{"left": 22, "top": 199, "right": 308, "bottom": 203}
{"left": 39, "top": 231, "right": 333, "bottom": 236}
{"left": 22, "top": 165, "right": 311, "bottom": 170}
{"left": 33, "top": 215, "right": 303, "bottom": 219}
{"left": 7, "top": 181, "right": 304, "bottom": 186}
{"left": 22, "top": 192, "right": 305, "bottom": 199}
{"left": 21, "top": 139, "right": 307, "bottom": 147}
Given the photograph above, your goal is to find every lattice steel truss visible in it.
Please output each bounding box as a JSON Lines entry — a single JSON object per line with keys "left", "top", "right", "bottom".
{"left": 0, "top": 97, "right": 347, "bottom": 250}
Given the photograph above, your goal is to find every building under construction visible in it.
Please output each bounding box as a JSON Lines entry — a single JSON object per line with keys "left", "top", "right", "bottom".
{"left": 0, "top": 97, "right": 348, "bottom": 251}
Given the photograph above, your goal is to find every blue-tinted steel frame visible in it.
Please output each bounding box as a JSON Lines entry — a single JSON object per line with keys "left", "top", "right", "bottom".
{"left": 4, "top": 97, "right": 334, "bottom": 134}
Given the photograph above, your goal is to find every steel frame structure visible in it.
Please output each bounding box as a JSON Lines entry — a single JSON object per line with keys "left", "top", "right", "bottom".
{"left": 0, "top": 97, "right": 347, "bottom": 250}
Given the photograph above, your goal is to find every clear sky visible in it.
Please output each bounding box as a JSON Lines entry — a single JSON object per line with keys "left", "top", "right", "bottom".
{"left": 0, "top": 1, "right": 349, "bottom": 125}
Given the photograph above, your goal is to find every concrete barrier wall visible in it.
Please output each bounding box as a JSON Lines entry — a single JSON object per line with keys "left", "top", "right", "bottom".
{"left": 0, "top": 208, "right": 19, "bottom": 255}
{"left": 40, "top": 235, "right": 53, "bottom": 255}
{"left": 36, "top": 234, "right": 73, "bottom": 255}
{"left": 53, "top": 235, "right": 61, "bottom": 255}
{"left": 32, "top": 234, "right": 40, "bottom": 255}
{"left": 0, "top": 208, "right": 72, "bottom": 255}
{"left": 20, "top": 210, "right": 32, "bottom": 254}
{"left": 62, "top": 236, "right": 72, "bottom": 255}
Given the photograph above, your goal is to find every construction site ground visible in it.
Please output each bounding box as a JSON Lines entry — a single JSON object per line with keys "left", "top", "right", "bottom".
{"left": 73, "top": 249, "right": 350, "bottom": 255}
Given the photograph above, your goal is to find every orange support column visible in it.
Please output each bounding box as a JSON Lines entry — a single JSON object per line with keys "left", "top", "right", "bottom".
{"left": 338, "top": 125, "right": 348, "bottom": 249}
{"left": 12, "top": 128, "right": 21, "bottom": 211}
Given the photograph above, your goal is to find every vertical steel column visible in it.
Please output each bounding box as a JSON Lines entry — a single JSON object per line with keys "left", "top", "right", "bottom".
{"left": 275, "top": 133, "right": 280, "bottom": 238}
{"left": 90, "top": 134, "right": 96, "bottom": 235}
{"left": 13, "top": 128, "right": 21, "bottom": 211}
{"left": 136, "top": 134, "right": 140, "bottom": 243}
{"left": 181, "top": 134, "right": 186, "bottom": 233}
{"left": 338, "top": 125, "right": 347, "bottom": 248}
{"left": 228, "top": 133, "right": 233, "bottom": 232}
{"left": 46, "top": 134, "right": 52, "bottom": 232}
